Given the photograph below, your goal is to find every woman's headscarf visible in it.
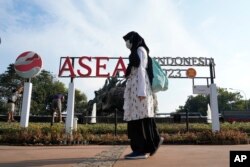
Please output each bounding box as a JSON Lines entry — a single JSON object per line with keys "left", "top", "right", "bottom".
{"left": 123, "top": 31, "right": 153, "bottom": 85}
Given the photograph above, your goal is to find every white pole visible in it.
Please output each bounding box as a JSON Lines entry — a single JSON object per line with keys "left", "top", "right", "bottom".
{"left": 73, "top": 117, "right": 78, "bottom": 131}
{"left": 90, "top": 103, "right": 97, "bottom": 123}
{"left": 210, "top": 83, "right": 220, "bottom": 132}
{"left": 65, "top": 82, "right": 75, "bottom": 134}
{"left": 20, "top": 82, "right": 32, "bottom": 127}
{"left": 206, "top": 104, "right": 212, "bottom": 123}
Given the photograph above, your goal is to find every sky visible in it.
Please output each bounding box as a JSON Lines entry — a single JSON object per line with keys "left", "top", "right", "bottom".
{"left": 1, "top": 0, "right": 250, "bottom": 114}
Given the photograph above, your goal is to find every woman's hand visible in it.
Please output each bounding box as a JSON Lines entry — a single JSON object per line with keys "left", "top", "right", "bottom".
{"left": 138, "top": 96, "right": 146, "bottom": 101}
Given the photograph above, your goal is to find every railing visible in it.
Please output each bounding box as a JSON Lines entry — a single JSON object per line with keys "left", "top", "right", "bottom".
{"left": 0, "top": 114, "right": 207, "bottom": 124}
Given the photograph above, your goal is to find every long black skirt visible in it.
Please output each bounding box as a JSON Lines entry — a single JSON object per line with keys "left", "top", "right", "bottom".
{"left": 127, "top": 118, "right": 161, "bottom": 154}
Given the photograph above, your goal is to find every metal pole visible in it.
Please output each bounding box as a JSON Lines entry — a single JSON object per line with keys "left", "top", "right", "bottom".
{"left": 65, "top": 81, "right": 75, "bottom": 134}
{"left": 209, "top": 62, "right": 214, "bottom": 84}
{"left": 210, "top": 84, "right": 220, "bottom": 132}
{"left": 115, "top": 108, "right": 117, "bottom": 136}
{"left": 20, "top": 82, "right": 32, "bottom": 127}
{"left": 209, "top": 62, "right": 220, "bottom": 132}
{"left": 185, "top": 109, "right": 189, "bottom": 132}
{"left": 242, "top": 91, "right": 248, "bottom": 111}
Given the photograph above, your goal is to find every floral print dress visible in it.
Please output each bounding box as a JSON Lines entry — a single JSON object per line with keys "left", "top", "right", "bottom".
{"left": 123, "top": 47, "right": 155, "bottom": 121}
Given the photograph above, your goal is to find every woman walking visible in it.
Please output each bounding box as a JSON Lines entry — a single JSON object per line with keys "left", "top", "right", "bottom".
{"left": 123, "top": 31, "right": 163, "bottom": 159}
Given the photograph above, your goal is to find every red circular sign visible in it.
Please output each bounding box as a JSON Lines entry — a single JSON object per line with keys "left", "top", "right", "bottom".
{"left": 14, "top": 51, "right": 42, "bottom": 78}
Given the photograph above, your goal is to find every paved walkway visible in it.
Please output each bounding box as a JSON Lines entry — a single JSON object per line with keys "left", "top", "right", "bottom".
{"left": 0, "top": 145, "right": 249, "bottom": 167}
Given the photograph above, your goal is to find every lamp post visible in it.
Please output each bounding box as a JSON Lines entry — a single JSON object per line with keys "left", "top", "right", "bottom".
{"left": 229, "top": 88, "right": 248, "bottom": 111}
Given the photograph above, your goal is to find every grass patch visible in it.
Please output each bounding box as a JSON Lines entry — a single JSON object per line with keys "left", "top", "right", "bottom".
{"left": 0, "top": 122, "right": 249, "bottom": 145}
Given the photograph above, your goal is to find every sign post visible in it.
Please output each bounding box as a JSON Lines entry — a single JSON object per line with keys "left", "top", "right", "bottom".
{"left": 20, "top": 82, "right": 32, "bottom": 127}
{"left": 209, "top": 63, "right": 220, "bottom": 132}
{"left": 189, "top": 65, "right": 220, "bottom": 132}
{"left": 210, "top": 83, "right": 220, "bottom": 132}
{"left": 65, "top": 82, "right": 75, "bottom": 134}
{"left": 14, "top": 51, "right": 42, "bottom": 127}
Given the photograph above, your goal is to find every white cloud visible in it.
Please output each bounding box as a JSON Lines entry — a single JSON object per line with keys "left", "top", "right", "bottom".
{"left": 1, "top": 0, "right": 250, "bottom": 112}
{"left": 217, "top": 52, "right": 250, "bottom": 91}
{"left": 200, "top": 16, "right": 216, "bottom": 29}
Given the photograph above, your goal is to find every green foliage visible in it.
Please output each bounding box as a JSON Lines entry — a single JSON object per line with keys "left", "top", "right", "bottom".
{"left": 0, "top": 64, "right": 24, "bottom": 92}
{"left": 177, "top": 95, "right": 209, "bottom": 115}
{"left": 0, "top": 64, "right": 88, "bottom": 115}
{"left": 31, "top": 70, "right": 67, "bottom": 115}
{"left": 0, "top": 101, "right": 7, "bottom": 114}
{"left": 163, "top": 130, "right": 248, "bottom": 144}
{"left": 0, "top": 64, "right": 24, "bottom": 113}
{"left": 217, "top": 88, "right": 244, "bottom": 111}
{"left": 157, "top": 123, "right": 211, "bottom": 134}
{"left": 177, "top": 88, "right": 248, "bottom": 116}
{"left": 75, "top": 89, "right": 87, "bottom": 113}
{"left": 0, "top": 122, "right": 249, "bottom": 145}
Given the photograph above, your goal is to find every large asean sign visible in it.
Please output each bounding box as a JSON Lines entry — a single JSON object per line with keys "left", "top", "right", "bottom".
{"left": 58, "top": 55, "right": 220, "bottom": 132}
{"left": 58, "top": 56, "right": 215, "bottom": 79}
{"left": 59, "top": 56, "right": 126, "bottom": 78}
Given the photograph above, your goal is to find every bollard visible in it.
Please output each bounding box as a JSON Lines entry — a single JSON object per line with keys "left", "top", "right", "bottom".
{"left": 90, "top": 103, "right": 97, "bottom": 123}
{"left": 73, "top": 117, "right": 78, "bottom": 131}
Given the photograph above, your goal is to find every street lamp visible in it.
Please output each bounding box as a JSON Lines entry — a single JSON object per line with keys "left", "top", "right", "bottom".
{"left": 229, "top": 88, "right": 248, "bottom": 111}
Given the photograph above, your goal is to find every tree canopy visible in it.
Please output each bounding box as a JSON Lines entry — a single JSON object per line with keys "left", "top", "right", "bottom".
{"left": 176, "top": 88, "right": 249, "bottom": 115}
{"left": 0, "top": 64, "right": 87, "bottom": 115}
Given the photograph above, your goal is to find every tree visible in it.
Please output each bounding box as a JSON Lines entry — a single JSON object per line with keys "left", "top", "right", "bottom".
{"left": 0, "top": 64, "right": 24, "bottom": 97}
{"left": 177, "top": 95, "right": 209, "bottom": 116}
{"left": 0, "top": 64, "right": 24, "bottom": 114}
{"left": 176, "top": 88, "right": 246, "bottom": 115}
{"left": 217, "top": 88, "right": 244, "bottom": 111}
{"left": 0, "top": 64, "right": 88, "bottom": 115}
{"left": 30, "top": 70, "right": 67, "bottom": 115}
{"left": 29, "top": 70, "right": 88, "bottom": 115}
{"left": 75, "top": 89, "right": 87, "bottom": 114}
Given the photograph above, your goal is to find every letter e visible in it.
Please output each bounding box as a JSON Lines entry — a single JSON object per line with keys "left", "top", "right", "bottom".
{"left": 96, "top": 57, "right": 110, "bottom": 77}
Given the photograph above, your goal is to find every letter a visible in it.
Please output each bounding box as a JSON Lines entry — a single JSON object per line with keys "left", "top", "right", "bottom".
{"left": 112, "top": 57, "right": 126, "bottom": 77}
{"left": 58, "top": 57, "right": 76, "bottom": 77}
{"left": 234, "top": 155, "right": 241, "bottom": 162}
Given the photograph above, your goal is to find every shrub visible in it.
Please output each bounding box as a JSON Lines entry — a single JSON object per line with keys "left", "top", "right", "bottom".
{"left": 0, "top": 122, "right": 249, "bottom": 145}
